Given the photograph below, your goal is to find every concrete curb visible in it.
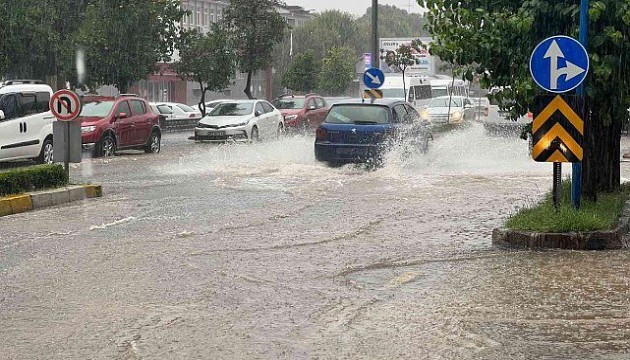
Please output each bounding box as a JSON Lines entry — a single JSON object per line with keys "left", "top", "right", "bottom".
{"left": 0, "top": 185, "right": 103, "bottom": 217}
{"left": 492, "top": 200, "right": 630, "bottom": 250}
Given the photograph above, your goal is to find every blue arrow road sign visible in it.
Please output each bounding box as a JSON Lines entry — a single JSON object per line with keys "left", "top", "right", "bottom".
{"left": 530, "top": 35, "right": 589, "bottom": 94}
{"left": 363, "top": 67, "right": 385, "bottom": 89}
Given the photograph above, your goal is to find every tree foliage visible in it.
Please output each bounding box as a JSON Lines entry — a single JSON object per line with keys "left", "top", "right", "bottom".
{"left": 223, "top": 0, "right": 288, "bottom": 99}
{"left": 382, "top": 44, "right": 417, "bottom": 99}
{"left": 0, "top": 0, "right": 185, "bottom": 93}
{"left": 272, "top": 6, "right": 429, "bottom": 96}
{"left": 74, "top": 0, "right": 186, "bottom": 93}
{"left": 0, "top": 0, "right": 89, "bottom": 83}
{"left": 421, "top": 0, "right": 630, "bottom": 196}
{"left": 319, "top": 47, "right": 356, "bottom": 96}
{"left": 356, "top": 4, "right": 430, "bottom": 40}
{"left": 282, "top": 50, "right": 321, "bottom": 93}
{"left": 173, "top": 26, "right": 236, "bottom": 116}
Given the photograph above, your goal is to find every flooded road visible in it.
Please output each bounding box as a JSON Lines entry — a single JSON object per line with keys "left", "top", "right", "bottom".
{"left": 1, "top": 123, "right": 630, "bottom": 359}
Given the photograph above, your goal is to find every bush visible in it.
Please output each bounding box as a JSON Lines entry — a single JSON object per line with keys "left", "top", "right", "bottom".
{"left": 0, "top": 164, "right": 68, "bottom": 197}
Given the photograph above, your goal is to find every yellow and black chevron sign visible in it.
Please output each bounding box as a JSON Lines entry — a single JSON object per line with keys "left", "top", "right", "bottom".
{"left": 532, "top": 95, "right": 585, "bottom": 163}
{"left": 363, "top": 89, "right": 383, "bottom": 100}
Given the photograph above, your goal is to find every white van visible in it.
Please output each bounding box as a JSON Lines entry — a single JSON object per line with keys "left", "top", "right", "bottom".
{"left": 380, "top": 75, "right": 433, "bottom": 111}
{"left": 0, "top": 80, "right": 55, "bottom": 163}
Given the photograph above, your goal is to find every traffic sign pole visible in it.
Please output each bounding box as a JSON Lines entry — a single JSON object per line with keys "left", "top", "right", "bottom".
{"left": 572, "top": 0, "right": 589, "bottom": 209}
{"left": 64, "top": 122, "right": 70, "bottom": 181}
{"left": 49, "top": 90, "right": 82, "bottom": 181}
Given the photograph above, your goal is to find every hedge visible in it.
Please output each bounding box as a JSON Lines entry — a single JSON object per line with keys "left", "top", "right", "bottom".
{"left": 0, "top": 164, "right": 68, "bottom": 197}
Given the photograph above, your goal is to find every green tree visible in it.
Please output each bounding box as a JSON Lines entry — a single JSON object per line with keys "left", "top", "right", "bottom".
{"left": 223, "top": 0, "right": 288, "bottom": 99}
{"left": 291, "top": 11, "right": 362, "bottom": 59}
{"left": 382, "top": 44, "right": 416, "bottom": 100}
{"left": 73, "top": 0, "right": 186, "bottom": 92}
{"left": 422, "top": 0, "right": 629, "bottom": 199}
{"left": 0, "top": 0, "right": 88, "bottom": 86}
{"left": 282, "top": 50, "right": 320, "bottom": 93}
{"left": 319, "top": 46, "right": 356, "bottom": 96}
{"left": 173, "top": 26, "right": 236, "bottom": 116}
{"left": 356, "top": 4, "right": 430, "bottom": 43}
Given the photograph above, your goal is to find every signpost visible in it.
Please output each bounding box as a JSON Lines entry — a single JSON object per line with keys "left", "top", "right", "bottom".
{"left": 363, "top": 89, "right": 384, "bottom": 101}
{"left": 49, "top": 90, "right": 82, "bottom": 181}
{"left": 530, "top": 36, "right": 589, "bottom": 94}
{"left": 574, "top": 0, "right": 590, "bottom": 209}
{"left": 363, "top": 67, "right": 384, "bottom": 103}
{"left": 363, "top": 67, "right": 385, "bottom": 90}
{"left": 530, "top": 35, "right": 589, "bottom": 210}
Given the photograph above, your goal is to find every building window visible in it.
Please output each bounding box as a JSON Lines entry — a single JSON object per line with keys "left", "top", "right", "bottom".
{"left": 196, "top": 4, "right": 201, "bottom": 26}
{"left": 182, "top": 4, "right": 188, "bottom": 25}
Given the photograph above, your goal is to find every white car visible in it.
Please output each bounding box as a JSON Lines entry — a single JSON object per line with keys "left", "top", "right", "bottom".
{"left": 194, "top": 100, "right": 284, "bottom": 142}
{"left": 193, "top": 99, "right": 229, "bottom": 115}
{"left": 419, "top": 96, "right": 475, "bottom": 125}
{"left": 151, "top": 102, "right": 202, "bottom": 121}
{"left": 0, "top": 80, "right": 55, "bottom": 164}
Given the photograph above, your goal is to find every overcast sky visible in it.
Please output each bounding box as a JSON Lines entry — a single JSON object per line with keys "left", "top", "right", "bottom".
{"left": 287, "top": 0, "right": 425, "bottom": 16}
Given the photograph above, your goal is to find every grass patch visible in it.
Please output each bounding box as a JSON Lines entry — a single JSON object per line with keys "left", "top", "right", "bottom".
{"left": 506, "top": 181, "right": 630, "bottom": 232}
{"left": 0, "top": 164, "right": 67, "bottom": 197}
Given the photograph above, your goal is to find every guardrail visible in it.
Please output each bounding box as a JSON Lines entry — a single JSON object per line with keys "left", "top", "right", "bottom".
{"left": 160, "top": 118, "right": 198, "bottom": 133}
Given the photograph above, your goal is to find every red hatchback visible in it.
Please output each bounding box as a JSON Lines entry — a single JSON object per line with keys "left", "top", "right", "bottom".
{"left": 274, "top": 94, "right": 329, "bottom": 131}
{"left": 78, "top": 96, "right": 162, "bottom": 157}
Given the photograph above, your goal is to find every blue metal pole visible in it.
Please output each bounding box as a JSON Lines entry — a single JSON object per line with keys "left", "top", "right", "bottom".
{"left": 572, "top": 0, "right": 589, "bottom": 209}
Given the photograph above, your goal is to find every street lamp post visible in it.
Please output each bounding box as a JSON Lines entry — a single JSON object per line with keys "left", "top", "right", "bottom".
{"left": 372, "top": 0, "right": 378, "bottom": 68}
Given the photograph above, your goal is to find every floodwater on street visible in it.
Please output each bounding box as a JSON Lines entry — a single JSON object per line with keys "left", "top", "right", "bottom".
{"left": 1, "top": 123, "right": 630, "bottom": 359}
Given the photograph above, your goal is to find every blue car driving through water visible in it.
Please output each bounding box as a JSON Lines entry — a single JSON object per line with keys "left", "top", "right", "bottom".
{"left": 314, "top": 99, "right": 432, "bottom": 165}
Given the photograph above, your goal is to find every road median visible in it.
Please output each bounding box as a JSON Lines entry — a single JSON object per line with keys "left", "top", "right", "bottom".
{"left": 0, "top": 185, "right": 103, "bottom": 217}
{"left": 493, "top": 182, "right": 630, "bottom": 250}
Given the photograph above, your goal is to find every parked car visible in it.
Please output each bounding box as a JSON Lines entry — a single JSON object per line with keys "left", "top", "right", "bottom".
{"left": 274, "top": 94, "right": 329, "bottom": 131}
{"left": 314, "top": 99, "right": 432, "bottom": 165}
{"left": 78, "top": 96, "right": 162, "bottom": 157}
{"left": 194, "top": 100, "right": 284, "bottom": 142}
{"left": 472, "top": 97, "right": 491, "bottom": 122}
{"left": 193, "top": 99, "right": 228, "bottom": 115}
{"left": 484, "top": 111, "right": 533, "bottom": 137}
{"left": 482, "top": 93, "right": 532, "bottom": 137}
{"left": 0, "top": 80, "right": 55, "bottom": 164}
{"left": 419, "top": 96, "right": 475, "bottom": 125}
{"left": 151, "top": 102, "right": 202, "bottom": 121}
{"left": 148, "top": 104, "right": 167, "bottom": 126}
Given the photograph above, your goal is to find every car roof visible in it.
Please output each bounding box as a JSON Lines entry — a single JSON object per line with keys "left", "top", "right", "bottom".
{"left": 0, "top": 83, "right": 53, "bottom": 95}
{"left": 217, "top": 99, "right": 262, "bottom": 104}
{"left": 433, "top": 96, "right": 466, "bottom": 100}
{"left": 330, "top": 98, "right": 402, "bottom": 107}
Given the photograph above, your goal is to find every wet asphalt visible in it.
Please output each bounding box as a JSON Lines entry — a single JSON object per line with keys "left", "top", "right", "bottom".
{"left": 1, "top": 124, "right": 630, "bottom": 359}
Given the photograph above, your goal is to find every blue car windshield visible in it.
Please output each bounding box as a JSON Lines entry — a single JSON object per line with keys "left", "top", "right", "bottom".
{"left": 324, "top": 105, "right": 391, "bottom": 124}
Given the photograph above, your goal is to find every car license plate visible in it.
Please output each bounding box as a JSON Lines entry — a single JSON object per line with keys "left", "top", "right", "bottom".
{"left": 336, "top": 147, "right": 368, "bottom": 156}
{"left": 211, "top": 131, "right": 226, "bottom": 137}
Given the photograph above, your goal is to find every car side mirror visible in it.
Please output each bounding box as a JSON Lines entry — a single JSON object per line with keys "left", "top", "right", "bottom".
{"left": 255, "top": 110, "right": 262, "bottom": 117}
{"left": 0, "top": 110, "right": 5, "bottom": 120}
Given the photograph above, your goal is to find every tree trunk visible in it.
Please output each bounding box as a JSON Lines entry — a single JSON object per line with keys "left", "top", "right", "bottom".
{"left": 402, "top": 70, "right": 407, "bottom": 102}
{"left": 244, "top": 70, "right": 254, "bottom": 99}
{"left": 199, "top": 81, "right": 207, "bottom": 117}
{"left": 582, "top": 111, "right": 622, "bottom": 201}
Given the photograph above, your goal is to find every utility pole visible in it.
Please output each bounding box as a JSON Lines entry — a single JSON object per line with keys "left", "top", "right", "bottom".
{"left": 372, "top": 0, "right": 378, "bottom": 68}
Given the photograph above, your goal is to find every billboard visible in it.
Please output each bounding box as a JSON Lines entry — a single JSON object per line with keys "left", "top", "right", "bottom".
{"left": 379, "top": 37, "right": 435, "bottom": 76}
